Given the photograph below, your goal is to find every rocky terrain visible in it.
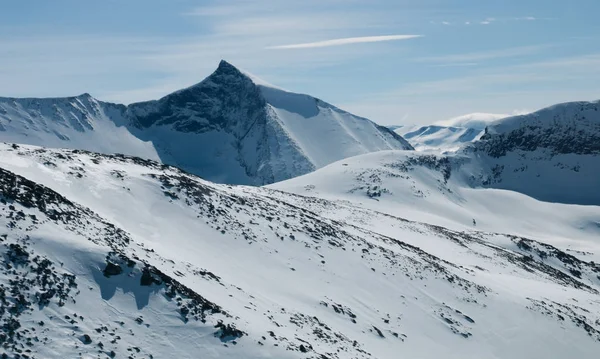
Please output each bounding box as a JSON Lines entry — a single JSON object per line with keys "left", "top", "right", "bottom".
{"left": 0, "top": 143, "right": 598, "bottom": 358}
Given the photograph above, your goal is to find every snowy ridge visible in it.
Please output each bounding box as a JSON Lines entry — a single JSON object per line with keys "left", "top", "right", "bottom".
{"left": 0, "top": 60, "right": 412, "bottom": 185}
{"left": 0, "top": 94, "right": 157, "bottom": 159}
{"left": 0, "top": 143, "right": 599, "bottom": 358}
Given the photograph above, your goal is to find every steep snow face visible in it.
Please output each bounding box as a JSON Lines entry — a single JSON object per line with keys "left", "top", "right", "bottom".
{"left": 0, "top": 60, "right": 413, "bottom": 185}
{"left": 261, "top": 85, "right": 412, "bottom": 169}
{"left": 464, "top": 100, "right": 600, "bottom": 205}
{"left": 397, "top": 125, "right": 484, "bottom": 152}
{"left": 1, "top": 143, "right": 600, "bottom": 359}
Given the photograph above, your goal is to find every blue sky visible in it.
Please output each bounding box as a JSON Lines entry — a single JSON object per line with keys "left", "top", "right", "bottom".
{"left": 1, "top": 0, "right": 599, "bottom": 124}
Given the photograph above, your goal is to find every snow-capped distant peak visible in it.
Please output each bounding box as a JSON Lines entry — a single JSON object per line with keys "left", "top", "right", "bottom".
{"left": 435, "top": 112, "right": 511, "bottom": 130}
{"left": 392, "top": 112, "right": 529, "bottom": 152}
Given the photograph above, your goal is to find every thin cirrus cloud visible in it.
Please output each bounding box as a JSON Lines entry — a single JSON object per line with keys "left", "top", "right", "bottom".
{"left": 267, "top": 35, "right": 423, "bottom": 50}
{"left": 434, "top": 16, "right": 538, "bottom": 26}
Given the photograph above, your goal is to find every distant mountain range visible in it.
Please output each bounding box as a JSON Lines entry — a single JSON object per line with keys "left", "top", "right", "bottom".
{"left": 0, "top": 60, "right": 412, "bottom": 185}
{"left": 391, "top": 113, "right": 509, "bottom": 152}
{"left": 387, "top": 101, "right": 600, "bottom": 204}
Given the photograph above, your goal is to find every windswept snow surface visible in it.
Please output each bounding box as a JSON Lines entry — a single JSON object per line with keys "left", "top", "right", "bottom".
{"left": 1, "top": 143, "right": 600, "bottom": 359}
{"left": 272, "top": 151, "right": 600, "bottom": 256}
{"left": 274, "top": 100, "right": 600, "bottom": 254}
{"left": 0, "top": 61, "right": 412, "bottom": 186}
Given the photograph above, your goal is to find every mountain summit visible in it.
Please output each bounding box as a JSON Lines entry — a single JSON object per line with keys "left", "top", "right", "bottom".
{"left": 0, "top": 60, "right": 413, "bottom": 185}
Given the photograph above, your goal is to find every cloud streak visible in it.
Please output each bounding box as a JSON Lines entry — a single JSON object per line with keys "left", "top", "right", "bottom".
{"left": 416, "top": 45, "right": 551, "bottom": 63}
{"left": 267, "top": 35, "right": 422, "bottom": 49}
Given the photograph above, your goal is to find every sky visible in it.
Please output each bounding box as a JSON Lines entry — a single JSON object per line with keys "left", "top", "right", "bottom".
{"left": 1, "top": 0, "right": 599, "bottom": 125}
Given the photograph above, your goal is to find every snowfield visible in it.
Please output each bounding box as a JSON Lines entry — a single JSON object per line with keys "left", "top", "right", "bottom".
{"left": 0, "top": 143, "right": 599, "bottom": 359}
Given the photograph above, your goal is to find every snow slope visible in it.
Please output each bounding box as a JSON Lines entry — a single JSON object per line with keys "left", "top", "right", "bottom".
{"left": 1, "top": 143, "right": 600, "bottom": 359}
{"left": 0, "top": 61, "right": 412, "bottom": 186}
{"left": 274, "top": 100, "right": 600, "bottom": 249}
{"left": 272, "top": 151, "right": 600, "bottom": 256}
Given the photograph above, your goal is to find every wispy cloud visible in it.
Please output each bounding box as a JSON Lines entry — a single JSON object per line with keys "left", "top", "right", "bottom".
{"left": 514, "top": 16, "right": 537, "bottom": 21}
{"left": 183, "top": 5, "right": 241, "bottom": 17}
{"left": 0, "top": 1, "right": 418, "bottom": 103}
{"left": 434, "top": 16, "right": 542, "bottom": 27}
{"left": 431, "top": 62, "right": 479, "bottom": 67}
{"left": 480, "top": 17, "right": 496, "bottom": 25}
{"left": 416, "top": 45, "right": 551, "bottom": 63}
{"left": 267, "top": 35, "right": 422, "bottom": 50}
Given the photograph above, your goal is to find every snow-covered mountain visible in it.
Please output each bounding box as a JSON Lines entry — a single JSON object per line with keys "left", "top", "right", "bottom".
{"left": 436, "top": 112, "right": 510, "bottom": 129}
{"left": 392, "top": 113, "right": 509, "bottom": 152}
{"left": 464, "top": 100, "right": 600, "bottom": 205}
{"left": 1, "top": 143, "right": 600, "bottom": 359}
{"left": 396, "top": 125, "right": 483, "bottom": 152}
{"left": 0, "top": 60, "right": 412, "bottom": 185}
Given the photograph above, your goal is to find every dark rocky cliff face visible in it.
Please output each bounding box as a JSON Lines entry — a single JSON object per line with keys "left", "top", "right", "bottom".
{"left": 474, "top": 101, "right": 600, "bottom": 157}
{"left": 127, "top": 60, "right": 267, "bottom": 137}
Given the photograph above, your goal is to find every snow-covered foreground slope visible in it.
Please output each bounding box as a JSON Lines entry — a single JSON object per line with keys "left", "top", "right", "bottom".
{"left": 0, "top": 61, "right": 412, "bottom": 186}
{"left": 1, "top": 143, "right": 600, "bottom": 358}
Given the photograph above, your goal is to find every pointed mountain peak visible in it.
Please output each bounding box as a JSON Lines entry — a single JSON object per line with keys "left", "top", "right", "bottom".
{"left": 214, "top": 59, "right": 246, "bottom": 78}
{"left": 217, "top": 59, "right": 236, "bottom": 69}
{"left": 76, "top": 92, "right": 93, "bottom": 100}
{"left": 213, "top": 60, "right": 281, "bottom": 89}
